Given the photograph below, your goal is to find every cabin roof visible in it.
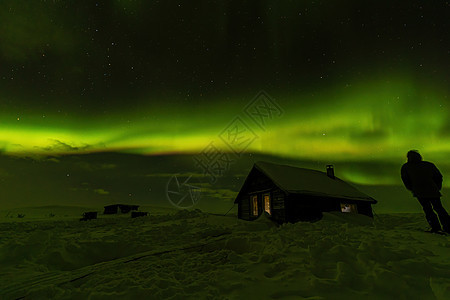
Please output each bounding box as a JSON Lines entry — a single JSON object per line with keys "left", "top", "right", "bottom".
{"left": 235, "top": 161, "right": 377, "bottom": 203}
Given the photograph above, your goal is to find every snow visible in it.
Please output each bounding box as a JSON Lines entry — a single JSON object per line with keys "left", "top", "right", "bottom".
{"left": 252, "top": 161, "right": 375, "bottom": 202}
{"left": 1, "top": 206, "right": 450, "bottom": 299}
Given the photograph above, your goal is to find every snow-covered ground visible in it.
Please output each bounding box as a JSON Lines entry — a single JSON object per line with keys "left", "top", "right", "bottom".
{"left": 1, "top": 206, "right": 450, "bottom": 299}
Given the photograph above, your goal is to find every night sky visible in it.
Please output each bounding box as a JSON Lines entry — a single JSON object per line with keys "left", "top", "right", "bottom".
{"left": 0, "top": 0, "right": 449, "bottom": 189}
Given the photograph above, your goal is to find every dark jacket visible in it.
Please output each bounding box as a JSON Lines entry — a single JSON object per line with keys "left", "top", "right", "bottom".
{"left": 401, "top": 161, "right": 443, "bottom": 198}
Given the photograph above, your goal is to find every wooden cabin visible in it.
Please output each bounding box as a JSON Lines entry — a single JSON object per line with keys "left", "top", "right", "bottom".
{"left": 234, "top": 161, "right": 377, "bottom": 223}
{"left": 103, "top": 204, "right": 139, "bottom": 214}
{"left": 131, "top": 211, "right": 148, "bottom": 218}
{"left": 80, "top": 211, "right": 98, "bottom": 221}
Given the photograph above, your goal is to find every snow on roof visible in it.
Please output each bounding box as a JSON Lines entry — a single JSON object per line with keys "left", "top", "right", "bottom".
{"left": 245, "top": 161, "right": 376, "bottom": 203}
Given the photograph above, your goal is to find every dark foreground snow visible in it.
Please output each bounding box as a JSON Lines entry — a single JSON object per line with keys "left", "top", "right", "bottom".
{"left": 1, "top": 206, "right": 450, "bottom": 299}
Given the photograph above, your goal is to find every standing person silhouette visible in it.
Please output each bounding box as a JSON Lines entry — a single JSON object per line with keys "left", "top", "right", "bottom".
{"left": 401, "top": 150, "right": 450, "bottom": 233}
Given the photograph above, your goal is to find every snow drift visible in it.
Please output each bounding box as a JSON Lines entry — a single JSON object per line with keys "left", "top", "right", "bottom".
{"left": 1, "top": 206, "right": 450, "bottom": 299}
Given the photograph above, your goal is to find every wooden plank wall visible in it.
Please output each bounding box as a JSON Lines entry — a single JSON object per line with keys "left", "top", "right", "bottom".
{"left": 238, "top": 195, "right": 251, "bottom": 220}
{"left": 271, "top": 188, "right": 286, "bottom": 223}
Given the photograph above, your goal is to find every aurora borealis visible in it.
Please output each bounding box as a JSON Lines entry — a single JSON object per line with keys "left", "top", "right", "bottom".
{"left": 1, "top": 1, "right": 449, "bottom": 190}
{"left": 2, "top": 78, "right": 448, "bottom": 161}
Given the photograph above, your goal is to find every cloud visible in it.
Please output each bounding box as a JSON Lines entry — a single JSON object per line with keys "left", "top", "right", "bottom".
{"left": 73, "top": 186, "right": 110, "bottom": 195}
{"left": 76, "top": 162, "right": 117, "bottom": 172}
{"left": 46, "top": 157, "right": 60, "bottom": 163}
{"left": 40, "top": 139, "right": 93, "bottom": 153}
{"left": 348, "top": 128, "right": 390, "bottom": 142}
{"left": 145, "top": 172, "right": 204, "bottom": 178}
{"left": 94, "top": 188, "right": 110, "bottom": 195}
{"left": 197, "top": 186, "right": 238, "bottom": 202}
{"left": 99, "top": 163, "right": 116, "bottom": 170}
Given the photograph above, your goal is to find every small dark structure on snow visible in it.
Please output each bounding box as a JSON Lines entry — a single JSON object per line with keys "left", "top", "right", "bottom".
{"left": 103, "top": 204, "right": 139, "bottom": 214}
{"left": 234, "top": 161, "right": 377, "bottom": 223}
{"left": 80, "top": 211, "right": 98, "bottom": 221}
{"left": 131, "top": 211, "right": 148, "bottom": 218}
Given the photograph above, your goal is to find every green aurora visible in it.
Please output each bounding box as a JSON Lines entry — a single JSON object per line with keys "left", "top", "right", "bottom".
{"left": 2, "top": 77, "right": 447, "bottom": 160}
{"left": 0, "top": 1, "right": 449, "bottom": 191}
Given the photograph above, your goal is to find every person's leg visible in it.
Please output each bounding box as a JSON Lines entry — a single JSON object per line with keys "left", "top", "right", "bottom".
{"left": 430, "top": 197, "right": 450, "bottom": 232}
{"left": 418, "top": 198, "right": 442, "bottom": 231}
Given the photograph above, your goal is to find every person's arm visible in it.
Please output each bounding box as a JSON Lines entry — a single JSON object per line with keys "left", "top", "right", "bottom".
{"left": 401, "top": 164, "right": 412, "bottom": 191}
{"left": 433, "top": 164, "right": 443, "bottom": 190}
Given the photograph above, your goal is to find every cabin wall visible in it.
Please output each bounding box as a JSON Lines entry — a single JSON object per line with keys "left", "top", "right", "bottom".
{"left": 340, "top": 200, "right": 374, "bottom": 217}
{"left": 237, "top": 193, "right": 262, "bottom": 221}
{"left": 270, "top": 188, "right": 286, "bottom": 223}
{"left": 241, "top": 190, "right": 375, "bottom": 222}
{"left": 284, "top": 194, "right": 375, "bottom": 222}
{"left": 237, "top": 187, "right": 286, "bottom": 222}
{"left": 249, "top": 193, "right": 262, "bottom": 221}
{"left": 285, "top": 195, "right": 373, "bottom": 222}
{"left": 237, "top": 168, "right": 278, "bottom": 221}
{"left": 356, "top": 203, "right": 374, "bottom": 217}
{"left": 285, "top": 194, "right": 332, "bottom": 222}
{"left": 237, "top": 194, "right": 251, "bottom": 220}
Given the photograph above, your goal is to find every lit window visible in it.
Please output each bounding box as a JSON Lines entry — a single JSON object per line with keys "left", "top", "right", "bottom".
{"left": 252, "top": 195, "right": 258, "bottom": 216}
{"left": 341, "top": 203, "right": 358, "bottom": 213}
{"left": 264, "top": 193, "right": 271, "bottom": 215}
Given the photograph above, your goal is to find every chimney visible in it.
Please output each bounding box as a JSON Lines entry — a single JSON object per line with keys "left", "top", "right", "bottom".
{"left": 326, "top": 165, "right": 335, "bottom": 179}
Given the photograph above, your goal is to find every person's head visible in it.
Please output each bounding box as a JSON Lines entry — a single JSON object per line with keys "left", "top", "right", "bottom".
{"left": 407, "top": 150, "right": 422, "bottom": 163}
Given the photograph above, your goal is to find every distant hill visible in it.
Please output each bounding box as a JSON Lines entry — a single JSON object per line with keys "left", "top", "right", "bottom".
{"left": 0, "top": 152, "right": 435, "bottom": 213}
